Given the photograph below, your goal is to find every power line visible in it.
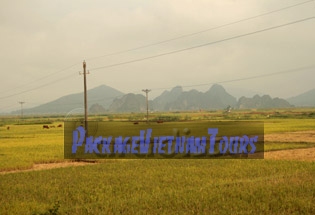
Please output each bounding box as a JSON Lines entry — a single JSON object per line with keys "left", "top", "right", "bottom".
{"left": 0, "top": 0, "right": 315, "bottom": 99}
{"left": 154, "top": 64, "right": 315, "bottom": 91}
{"left": 0, "top": 92, "right": 125, "bottom": 112}
{"left": 0, "top": 103, "right": 20, "bottom": 111}
{"left": 1, "top": 64, "right": 313, "bottom": 113}
{"left": 90, "top": 16, "right": 315, "bottom": 71}
{"left": 0, "top": 62, "right": 80, "bottom": 94}
{"left": 1, "top": 16, "right": 314, "bottom": 100}
{"left": 1, "top": 0, "right": 312, "bottom": 97}
{"left": 85, "top": 0, "right": 315, "bottom": 61}
{"left": 0, "top": 72, "right": 77, "bottom": 100}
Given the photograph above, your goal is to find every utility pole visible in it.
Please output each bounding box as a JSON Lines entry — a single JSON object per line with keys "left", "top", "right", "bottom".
{"left": 18, "top": 101, "right": 25, "bottom": 119}
{"left": 142, "top": 89, "right": 151, "bottom": 123}
{"left": 80, "top": 60, "right": 89, "bottom": 136}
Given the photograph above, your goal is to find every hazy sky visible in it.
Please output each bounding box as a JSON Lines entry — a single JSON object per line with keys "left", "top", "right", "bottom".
{"left": 1, "top": 0, "right": 314, "bottom": 113}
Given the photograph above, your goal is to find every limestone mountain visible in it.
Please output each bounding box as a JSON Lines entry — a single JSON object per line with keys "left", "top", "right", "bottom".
{"left": 204, "top": 84, "right": 237, "bottom": 109}
{"left": 153, "top": 84, "right": 237, "bottom": 111}
{"left": 108, "top": 93, "right": 153, "bottom": 112}
{"left": 153, "top": 86, "right": 183, "bottom": 110}
{"left": 237, "top": 95, "right": 292, "bottom": 109}
{"left": 89, "top": 103, "right": 107, "bottom": 114}
{"left": 10, "top": 84, "right": 298, "bottom": 115}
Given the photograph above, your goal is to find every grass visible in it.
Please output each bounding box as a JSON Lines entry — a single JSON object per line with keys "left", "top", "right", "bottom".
{"left": 0, "top": 160, "right": 314, "bottom": 214}
{"left": 0, "top": 123, "right": 64, "bottom": 171}
{"left": 0, "top": 110, "right": 314, "bottom": 214}
{"left": 264, "top": 119, "right": 315, "bottom": 133}
{"left": 0, "top": 116, "right": 314, "bottom": 170}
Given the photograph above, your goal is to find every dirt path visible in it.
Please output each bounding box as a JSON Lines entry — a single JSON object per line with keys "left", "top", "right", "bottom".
{"left": 264, "top": 130, "right": 315, "bottom": 161}
{"left": 0, "top": 161, "right": 97, "bottom": 175}
{"left": 264, "top": 147, "right": 315, "bottom": 162}
{"left": 1, "top": 130, "right": 314, "bottom": 175}
{"left": 265, "top": 130, "right": 315, "bottom": 143}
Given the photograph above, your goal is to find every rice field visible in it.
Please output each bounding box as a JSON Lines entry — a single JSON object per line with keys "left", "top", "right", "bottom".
{"left": 0, "top": 109, "right": 314, "bottom": 214}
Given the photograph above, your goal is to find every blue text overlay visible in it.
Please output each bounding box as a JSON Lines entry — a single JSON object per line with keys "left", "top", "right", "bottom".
{"left": 64, "top": 121, "right": 264, "bottom": 159}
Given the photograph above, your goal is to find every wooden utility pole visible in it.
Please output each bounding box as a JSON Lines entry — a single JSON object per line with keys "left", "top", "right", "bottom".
{"left": 18, "top": 101, "right": 25, "bottom": 119}
{"left": 142, "top": 89, "right": 151, "bottom": 123}
{"left": 80, "top": 61, "right": 89, "bottom": 136}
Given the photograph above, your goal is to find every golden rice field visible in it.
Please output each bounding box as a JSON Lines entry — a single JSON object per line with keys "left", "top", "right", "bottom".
{"left": 0, "top": 109, "right": 314, "bottom": 214}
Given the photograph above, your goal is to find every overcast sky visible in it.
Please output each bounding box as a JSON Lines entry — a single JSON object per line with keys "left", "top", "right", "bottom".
{"left": 1, "top": 0, "right": 314, "bottom": 113}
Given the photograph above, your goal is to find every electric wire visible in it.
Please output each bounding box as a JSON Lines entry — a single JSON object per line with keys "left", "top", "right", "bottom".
{"left": 1, "top": 0, "right": 313, "bottom": 95}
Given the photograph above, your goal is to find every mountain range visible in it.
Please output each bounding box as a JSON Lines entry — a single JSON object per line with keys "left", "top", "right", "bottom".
{"left": 10, "top": 84, "right": 315, "bottom": 114}
{"left": 12, "top": 85, "right": 123, "bottom": 114}
{"left": 287, "top": 89, "right": 315, "bottom": 107}
{"left": 236, "top": 95, "right": 292, "bottom": 109}
{"left": 153, "top": 85, "right": 237, "bottom": 111}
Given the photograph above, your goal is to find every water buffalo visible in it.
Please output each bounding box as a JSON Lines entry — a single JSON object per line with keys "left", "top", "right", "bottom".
{"left": 43, "top": 125, "right": 49, "bottom": 129}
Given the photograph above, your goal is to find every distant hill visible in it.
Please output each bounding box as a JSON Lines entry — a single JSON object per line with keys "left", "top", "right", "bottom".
{"left": 224, "top": 86, "right": 263, "bottom": 99}
{"left": 204, "top": 84, "right": 237, "bottom": 109}
{"left": 163, "top": 89, "right": 204, "bottom": 111}
{"left": 153, "top": 86, "right": 183, "bottom": 110}
{"left": 89, "top": 103, "right": 106, "bottom": 114}
{"left": 287, "top": 89, "right": 315, "bottom": 107}
{"left": 108, "top": 93, "right": 154, "bottom": 112}
{"left": 12, "top": 85, "right": 124, "bottom": 114}
{"left": 107, "top": 84, "right": 237, "bottom": 112}
{"left": 154, "top": 84, "right": 237, "bottom": 111}
{"left": 11, "top": 84, "right": 302, "bottom": 115}
{"left": 236, "top": 95, "right": 292, "bottom": 109}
